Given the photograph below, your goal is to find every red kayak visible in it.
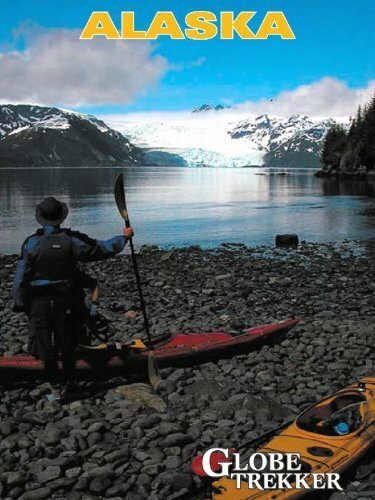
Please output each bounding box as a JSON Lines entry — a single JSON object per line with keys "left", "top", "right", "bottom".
{"left": 0, "top": 318, "right": 299, "bottom": 383}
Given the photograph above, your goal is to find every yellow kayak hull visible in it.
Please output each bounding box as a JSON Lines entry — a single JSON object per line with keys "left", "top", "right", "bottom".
{"left": 213, "top": 377, "right": 375, "bottom": 499}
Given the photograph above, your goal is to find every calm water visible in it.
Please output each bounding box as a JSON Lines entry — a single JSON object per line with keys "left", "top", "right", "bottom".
{"left": 1, "top": 166, "right": 375, "bottom": 254}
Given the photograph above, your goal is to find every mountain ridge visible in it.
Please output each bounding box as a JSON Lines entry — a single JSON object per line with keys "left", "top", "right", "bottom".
{"left": 0, "top": 104, "right": 143, "bottom": 167}
{"left": 192, "top": 104, "right": 230, "bottom": 113}
{"left": 229, "top": 114, "right": 337, "bottom": 168}
{"left": 0, "top": 104, "right": 340, "bottom": 169}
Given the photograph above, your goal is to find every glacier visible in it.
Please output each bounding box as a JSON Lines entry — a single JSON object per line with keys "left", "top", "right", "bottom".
{"left": 105, "top": 112, "right": 336, "bottom": 168}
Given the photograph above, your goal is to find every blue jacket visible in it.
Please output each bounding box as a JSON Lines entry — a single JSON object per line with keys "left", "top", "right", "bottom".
{"left": 12, "top": 225, "right": 127, "bottom": 309}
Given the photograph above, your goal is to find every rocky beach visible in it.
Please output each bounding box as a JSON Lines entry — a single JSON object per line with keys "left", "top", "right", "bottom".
{"left": 0, "top": 242, "right": 374, "bottom": 499}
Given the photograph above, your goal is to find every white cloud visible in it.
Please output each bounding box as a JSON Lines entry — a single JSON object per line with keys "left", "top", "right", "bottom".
{"left": 235, "top": 77, "right": 375, "bottom": 119}
{"left": 0, "top": 26, "right": 372, "bottom": 121}
{"left": 0, "top": 25, "right": 168, "bottom": 107}
{"left": 102, "top": 78, "right": 375, "bottom": 124}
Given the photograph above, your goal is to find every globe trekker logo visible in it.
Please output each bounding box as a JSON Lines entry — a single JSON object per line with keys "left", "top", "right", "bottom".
{"left": 194, "top": 449, "right": 343, "bottom": 492}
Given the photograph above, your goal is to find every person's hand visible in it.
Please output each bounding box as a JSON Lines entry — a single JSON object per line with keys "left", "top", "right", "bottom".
{"left": 123, "top": 226, "right": 134, "bottom": 239}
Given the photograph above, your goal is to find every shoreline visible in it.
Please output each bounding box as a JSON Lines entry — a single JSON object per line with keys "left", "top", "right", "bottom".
{"left": 0, "top": 242, "right": 374, "bottom": 498}
{"left": 1, "top": 238, "right": 373, "bottom": 258}
{"left": 315, "top": 169, "right": 375, "bottom": 179}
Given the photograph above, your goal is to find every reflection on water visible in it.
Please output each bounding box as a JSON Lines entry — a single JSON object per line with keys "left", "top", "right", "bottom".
{"left": 321, "top": 178, "right": 375, "bottom": 197}
{"left": 0, "top": 167, "right": 375, "bottom": 254}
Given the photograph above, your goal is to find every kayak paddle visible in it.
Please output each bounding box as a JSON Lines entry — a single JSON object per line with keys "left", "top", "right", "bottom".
{"left": 114, "top": 173, "right": 161, "bottom": 389}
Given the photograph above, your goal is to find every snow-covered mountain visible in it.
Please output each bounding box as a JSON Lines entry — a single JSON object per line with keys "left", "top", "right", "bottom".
{"left": 192, "top": 104, "right": 231, "bottom": 113}
{"left": 229, "top": 115, "right": 337, "bottom": 167}
{"left": 107, "top": 113, "right": 337, "bottom": 168}
{"left": 0, "top": 105, "right": 143, "bottom": 167}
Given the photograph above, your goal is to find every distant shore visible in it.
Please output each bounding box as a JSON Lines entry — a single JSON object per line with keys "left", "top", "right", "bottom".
{"left": 316, "top": 168, "right": 375, "bottom": 179}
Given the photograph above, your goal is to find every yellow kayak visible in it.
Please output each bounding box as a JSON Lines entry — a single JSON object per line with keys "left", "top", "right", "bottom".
{"left": 212, "top": 377, "right": 375, "bottom": 499}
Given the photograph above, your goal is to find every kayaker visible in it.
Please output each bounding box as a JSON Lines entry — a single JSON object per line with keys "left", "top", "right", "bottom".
{"left": 12, "top": 196, "right": 133, "bottom": 401}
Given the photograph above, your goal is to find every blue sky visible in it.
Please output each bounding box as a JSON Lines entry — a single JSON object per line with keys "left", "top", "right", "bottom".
{"left": 1, "top": 0, "right": 375, "bottom": 114}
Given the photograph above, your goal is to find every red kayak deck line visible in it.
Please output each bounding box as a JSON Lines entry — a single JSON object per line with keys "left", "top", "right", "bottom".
{"left": 0, "top": 318, "right": 299, "bottom": 380}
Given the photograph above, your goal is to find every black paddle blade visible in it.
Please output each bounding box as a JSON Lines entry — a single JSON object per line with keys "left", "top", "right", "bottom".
{"left": 114, "top": 173, "right": 130, "bottom": 225}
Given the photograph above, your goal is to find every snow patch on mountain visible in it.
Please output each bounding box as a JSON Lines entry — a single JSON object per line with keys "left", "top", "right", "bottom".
{"left": 229, "top": 114, "right": 338, "bottom": 167}
{"left": 0, "top": 105, "right": 110, "bottom": 137}
{"left": 229, "top": 114, "right": 334, "bottom": 148}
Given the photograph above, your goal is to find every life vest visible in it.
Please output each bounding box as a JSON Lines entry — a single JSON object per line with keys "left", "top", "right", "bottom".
{"left": 32, "top": 229, "right": 77, "bottom": 281}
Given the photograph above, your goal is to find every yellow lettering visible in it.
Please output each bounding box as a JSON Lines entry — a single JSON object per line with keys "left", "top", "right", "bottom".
{"left": 146, "top": 12, "right": 185, "bottom": 39}
{"left": 185, "top": 11, "right": 217, "bottom": 40}
{"left": 121, "top": 12, "right": 147, "bottom": 39}
{"left": 256, "top": 12, "right": 296, "bottom": 39}
{"left": 80, "top": 10, "right": 296, "bottom": 41}
{"left": 221, "top": 12, "right": 256, "bottom": 39}
{"left": 80, "top": 12, "right": 120, "bottom": 39}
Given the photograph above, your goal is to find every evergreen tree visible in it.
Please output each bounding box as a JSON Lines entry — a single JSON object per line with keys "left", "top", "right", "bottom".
{"left": 321, "top": 124, "right": 348, "bottom": 169}
{"left": 348, "top": 116, "right": 356, "bottom": 139}
{"left": 357, "top": 105, "right": 362, "bottom": 124}
{"left": 360, "top": 95, "right": 375, "bottom": 169}
{"left": 321, "top": 93, "right": 375, "bottom": 172}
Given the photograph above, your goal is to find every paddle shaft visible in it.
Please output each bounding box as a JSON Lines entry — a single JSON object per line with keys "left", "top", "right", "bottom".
{"left": 122, "top": 207, "right": 153, "bottom": 348}
{"left": 114, "top": 173, "right": 161, "bottom": 388}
